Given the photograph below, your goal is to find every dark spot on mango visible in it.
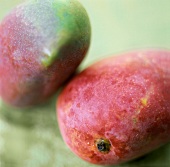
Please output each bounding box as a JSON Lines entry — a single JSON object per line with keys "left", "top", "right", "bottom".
{"left": 95, "top": 138, "right": 111, "bottom": 153}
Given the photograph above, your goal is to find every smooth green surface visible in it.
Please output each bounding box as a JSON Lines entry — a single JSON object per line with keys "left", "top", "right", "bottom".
{"left": 41, "top": 0, "right": 91, "bottom": 67}
{"left": 0, "top": 0, "right": 170, "bottom": 167}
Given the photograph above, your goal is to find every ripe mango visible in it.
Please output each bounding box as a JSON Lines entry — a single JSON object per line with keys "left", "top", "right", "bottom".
{"left": 0, "top": 0, "right": 91, "bottom": 107}
{"left": 57, "top": 49, "right": 170, "bottom": 165}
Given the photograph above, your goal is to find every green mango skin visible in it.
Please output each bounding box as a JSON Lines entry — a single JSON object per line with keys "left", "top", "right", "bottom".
{"left": 57, "top": 49, "right": 170, "bottom": 165}
{"left": 0, "top": 0, "right": 91, "bottom": 107}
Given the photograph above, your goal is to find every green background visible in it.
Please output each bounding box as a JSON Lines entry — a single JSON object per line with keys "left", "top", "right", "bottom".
{"left": 0, "top": 0, "right": 170, "bottom": 167}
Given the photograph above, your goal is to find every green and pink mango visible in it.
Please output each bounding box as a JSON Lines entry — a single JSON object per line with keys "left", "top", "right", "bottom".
{"left": 0, "top": 0, "right": 91, "bottom": 107}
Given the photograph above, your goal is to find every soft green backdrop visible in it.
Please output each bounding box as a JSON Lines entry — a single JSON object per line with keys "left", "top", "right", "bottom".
{"left": 0, "top": 0, "right": 170, "bottom": 167}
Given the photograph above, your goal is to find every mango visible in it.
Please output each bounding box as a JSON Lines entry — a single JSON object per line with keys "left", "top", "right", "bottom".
{"left": 0, "top": 0, "right": 91, "bottom": 107}
{"left": 57, "top": 49, "right": 170, "bottom": 165}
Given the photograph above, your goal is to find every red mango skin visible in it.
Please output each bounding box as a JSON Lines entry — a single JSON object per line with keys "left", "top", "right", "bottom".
{"left": 57, "top": 50, "right": 170, "bottom": 165}
{"left": 0, "top": 0, "right": 91, "bottom": 107}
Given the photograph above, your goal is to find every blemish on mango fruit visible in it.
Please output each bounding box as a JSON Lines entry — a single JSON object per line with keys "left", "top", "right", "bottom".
{"left": 95, "top": 138, "right": 111, "bottom": 153}
{"left": 132, "top": 117, "right": 138, "bottom": 124}
{"left": 141, "top": 98, "right": 147, "bottom": 106}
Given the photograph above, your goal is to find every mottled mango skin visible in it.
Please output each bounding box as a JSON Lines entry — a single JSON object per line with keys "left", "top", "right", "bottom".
{"left": 0, "top": 0, "right": 91, "bottom": 107}
{"left": 57, "top": 50, "right": 170, "bottom": 165}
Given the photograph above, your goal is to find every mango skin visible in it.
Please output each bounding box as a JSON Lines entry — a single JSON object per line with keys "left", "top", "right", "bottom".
{"left": 0, "top": 0, "right": 91, "bottom": 107}
{"left": 57, "top": 50, "right": 170, "bottom": 165}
